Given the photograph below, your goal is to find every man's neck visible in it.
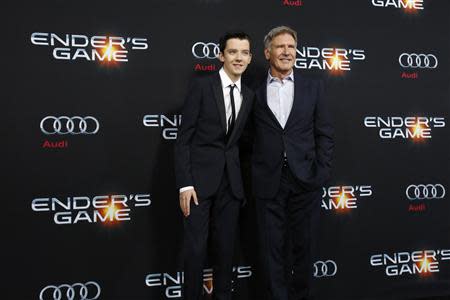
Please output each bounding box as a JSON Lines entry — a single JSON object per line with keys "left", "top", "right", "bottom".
{"left": 270, "top": 68, "right": 293, "bottom": 80}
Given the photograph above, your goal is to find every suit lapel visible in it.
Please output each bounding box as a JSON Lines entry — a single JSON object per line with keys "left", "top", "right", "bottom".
{"left": 257, "top": 80, "right": 283, "bottom": 130}
{"left": 211, "top": 73, "right": 227, "bottom": 133}
{"left": 284, "top": 72, "right": 307, "bottom": 130}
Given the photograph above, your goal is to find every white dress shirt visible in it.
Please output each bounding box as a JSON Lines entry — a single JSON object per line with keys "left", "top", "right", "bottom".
{"left": 180, "top": 68, "right": 243, "bottom": 193}
{"left": 219, "top": 67, "right": 243, "bottom": 132}
{"left": 266, "top": 70, "right": 294, "bottom": 129}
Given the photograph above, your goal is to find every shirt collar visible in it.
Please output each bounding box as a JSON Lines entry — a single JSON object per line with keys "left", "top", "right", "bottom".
{"left": 219, "top": 67, "right": 241, "bottom": 92}
{"left": 267, "top": 69, "right": 294, "bottom": 84}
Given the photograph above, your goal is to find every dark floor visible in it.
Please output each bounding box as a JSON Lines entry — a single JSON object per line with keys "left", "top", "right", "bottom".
{"left": 412, "top": 297, "right": 450, "bottom": 300}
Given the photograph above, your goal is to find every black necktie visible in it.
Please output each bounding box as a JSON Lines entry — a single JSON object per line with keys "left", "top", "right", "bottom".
{"left": 227, "top": 84, "right": 236, "bottom": 140}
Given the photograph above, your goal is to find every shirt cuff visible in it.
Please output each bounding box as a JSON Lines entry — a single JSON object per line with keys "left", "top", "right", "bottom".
{"left": 179, "top": 186, "right": 194, "bottom": 193}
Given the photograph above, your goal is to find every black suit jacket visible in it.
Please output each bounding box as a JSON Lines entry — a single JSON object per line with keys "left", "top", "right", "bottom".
{"left": 174, "top": 72, "right": 254, "bottom": 200}
{"left": 251, "top": 71, "right": 334, "bottom": 198}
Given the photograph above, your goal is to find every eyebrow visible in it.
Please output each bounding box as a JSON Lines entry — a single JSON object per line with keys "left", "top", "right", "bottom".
{"left": 275, "top": 43, "right": 295, "bottom": 47}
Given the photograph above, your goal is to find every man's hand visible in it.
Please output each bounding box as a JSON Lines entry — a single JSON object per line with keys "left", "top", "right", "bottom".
{"left": 179, "top": 189, "right": 199, "bottom": 217}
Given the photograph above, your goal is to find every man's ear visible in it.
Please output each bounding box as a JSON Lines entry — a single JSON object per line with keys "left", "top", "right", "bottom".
{"left": 218, "top": 52, "right": 225, "bottom": 62}
{"left": 264, "top": 48, "right": 270, "bottom": 60}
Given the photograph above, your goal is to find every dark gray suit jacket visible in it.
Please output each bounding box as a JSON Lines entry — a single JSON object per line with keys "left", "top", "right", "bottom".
{"left": 174, "top": 72, "right": 254, "bottom": 200}
{"left": 251, "top": 71, "right": 334, "bottom": 198}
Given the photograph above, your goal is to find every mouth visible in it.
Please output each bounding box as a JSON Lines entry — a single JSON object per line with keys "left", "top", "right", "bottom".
{"left": 279, "top": 57, "right": 292, "bottom": 63}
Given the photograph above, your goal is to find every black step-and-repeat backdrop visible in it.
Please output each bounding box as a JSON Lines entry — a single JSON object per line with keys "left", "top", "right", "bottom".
{"left": 5, "top": 0, "right": 450, "bottom": 299}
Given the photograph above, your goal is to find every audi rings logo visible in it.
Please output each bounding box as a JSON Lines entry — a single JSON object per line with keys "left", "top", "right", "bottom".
{"left": 313, "top": 260, "right": 337, "bottom": 278}
{"left": 39, "top": 281, "right": 101, "bottom": 300}
{"left": 40, "top": 116, "right": 100, "bottom": 135}
{"left": 399, "top": 53, "right": 438, "bottom": 69}
{"left": 192, "top": 42, "right": 219, "bottom": 59}
{"left": 406, "top": 184, "right": 446, "bottom": 200}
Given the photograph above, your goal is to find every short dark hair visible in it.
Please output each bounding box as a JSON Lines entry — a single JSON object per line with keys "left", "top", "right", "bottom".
{"left": 219, "top": 32, "right": 251, "bottom": 53}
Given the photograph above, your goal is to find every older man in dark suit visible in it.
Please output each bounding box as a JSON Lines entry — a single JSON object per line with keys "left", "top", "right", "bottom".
{"left": 251, "top": 26, "right": 334, "bottom": 300}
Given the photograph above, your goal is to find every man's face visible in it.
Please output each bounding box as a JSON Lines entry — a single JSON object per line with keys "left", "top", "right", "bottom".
{"left": 265, "top": 33, "right": 296, "bottom": 75}
{"left": 219, "top": 38, "right": 252, "bottom": 79}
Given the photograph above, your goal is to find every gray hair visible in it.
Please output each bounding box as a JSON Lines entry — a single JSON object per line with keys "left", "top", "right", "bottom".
{"left": 263, "top": 26, "right": 298, "bottom": 49}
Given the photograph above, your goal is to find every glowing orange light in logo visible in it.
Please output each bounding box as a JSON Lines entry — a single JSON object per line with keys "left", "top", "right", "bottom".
{"left": 326, "top": 53, "right": 345, "bottom": 76}
{"left": 417, "top": 257, "right": 433, "bottom": 277}
{"left": 99, "top": 43, "right": 119, "bottom": 66}
{"left": 402, "top": 0, "right": 421, "bottom": 14}
{"left": 411, "top": 119, "right": 427, "bottom": 142}
{"left": 332, "top": 193, "right": 351, "bottom": 213}
{"left": 204, "top": 278, "right": 213, "bottom": 295}
{"left": 100, "top": 201, "right": 123, "bottom": 226}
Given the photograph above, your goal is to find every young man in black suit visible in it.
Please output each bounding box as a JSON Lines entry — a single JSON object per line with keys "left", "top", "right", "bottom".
{"left": 174, "top": 32, "right": 254, "bottom": 300}
{"left": 251, "top": 26, "right": 334, "bottom": 300}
